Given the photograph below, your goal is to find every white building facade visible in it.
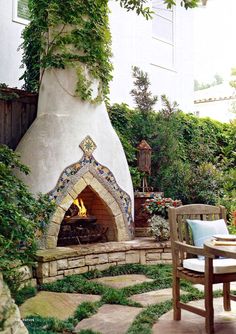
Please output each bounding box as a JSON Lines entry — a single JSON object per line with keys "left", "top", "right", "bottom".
{"left": 0, "top": 0, "right": 194, "bottom": 112}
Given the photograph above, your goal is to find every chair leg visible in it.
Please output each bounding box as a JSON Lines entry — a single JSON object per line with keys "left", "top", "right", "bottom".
{"left": 223, "top": 282, "right": 231, "bottom": 311}
{"left": 205, "top": 257, "right": 214, "bottom": 334}
{"left": 173, "top": 275, "right": 181, "bottom": 320}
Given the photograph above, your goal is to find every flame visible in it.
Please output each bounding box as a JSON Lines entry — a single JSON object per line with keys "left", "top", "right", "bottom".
{"left": 74, "top": 198, "right": 87, "bottom": 217}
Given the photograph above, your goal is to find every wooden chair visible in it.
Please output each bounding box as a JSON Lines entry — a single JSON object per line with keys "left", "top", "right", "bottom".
{"left": 168, "top": 204, "right": 236, "bottom": 334}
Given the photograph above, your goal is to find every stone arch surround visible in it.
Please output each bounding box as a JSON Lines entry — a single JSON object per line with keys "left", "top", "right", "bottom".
{"left": 43, "top": 155, "right": 134, "bottom": 249}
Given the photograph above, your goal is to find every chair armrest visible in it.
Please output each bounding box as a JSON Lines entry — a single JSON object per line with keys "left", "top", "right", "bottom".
{"left": 173, "top": 241, "right": 207, "bottom": 257}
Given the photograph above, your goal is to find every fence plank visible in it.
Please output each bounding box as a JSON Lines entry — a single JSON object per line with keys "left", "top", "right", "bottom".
{"left": 0, "top": 88, "right": 38, "bottom": 149}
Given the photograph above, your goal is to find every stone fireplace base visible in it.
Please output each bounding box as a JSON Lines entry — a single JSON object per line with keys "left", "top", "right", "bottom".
{"left": 35, "top": 238, "right": 171, "bottom": 284}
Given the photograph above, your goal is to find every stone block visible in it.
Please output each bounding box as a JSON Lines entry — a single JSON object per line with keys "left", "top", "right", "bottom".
{"left": 49, "top": 261, "right": 58, "bottom": 276}
{"left": 19, "top": 278, "right": 37, "bottom": 289}
{"left": 74, "top": 266, "right": 88, "bottom": 275}
{"left": 17, "top": 265, "right": 33, "bottom": 281}
{"left": 146, "top": 260, "right": 162, "bottom": 264}
{"left": 68, "top": 187, "right": 78, "bottom": 199}
{"left": 95, "top": 262, "right": 116, "bottom": 271}
{"left": 110, "top": 201, "right": 122, "bottom": 216}
{"left": 68, "top": 258, "right": 85, "bottom": 268}
{"left": 101, "top": 191, "right": 115, "bottom": 206}
{"left": 59, "top": 193, "right": 74, "bottom": 211}
{"left": 125, "top": 251, "right": 140, "bottom": 264}
{"left": 161, "top": 253, "right": 172, "bottom": 260}
{"left": 64, "top": 266, "right": 88, "bottom": 276}
{"left": 47, "top": 222, "right": 60, "bottom": 236}
{"left": 57, "top": 259, "right": 68, "bottom": 270}
{"left": 83, "top": 172, "right": 94, "bottom": 185}
{"left": 51, "top": 207, "right": 66, "bottom": 224}
{"left": 160, "top": 259, "right": 172, "bottom": 264}
{"left": 73, "top": 266, "right": 88, "bottom": 275}
{"left": 36, "top": 262, "right": 49, "bottom": 278}
{"left": 85, "top": 253, "right": 108, "bottom": 265}
{"left": 89, "top": 178, "right": 106, "bottom": 195}
{"left": 45, "top": 236, "right": 57, "bottom": 249}
{"left": 42, "top": 276, "right": 63, "bottom": 284}
{"left": 115, "top": 214, "right": 124, "bottom": 229}
{"left": 108, "top": 252, "right": 125, "bottom": 262}
{"left": 146, "top": 252, "right": 161, "bottom": 261}
{"left": 73, "top": 179, "right": 87, "bottom": 195}
{"left": 116, "top": 261, "right": 127, "bottom": 265}
{"left": 57, "top": 270, "right": 64, "bottom": 276}
{"left": 140, "top": 250, "right": 146, "bottom": 265}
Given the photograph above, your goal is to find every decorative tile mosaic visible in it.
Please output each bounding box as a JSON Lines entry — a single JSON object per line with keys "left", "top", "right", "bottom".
{"left": 79, "top": 135, "right": 97, "bottom": 156}
{"left": 48, "top": 155, "right": 134, "bottom": 238}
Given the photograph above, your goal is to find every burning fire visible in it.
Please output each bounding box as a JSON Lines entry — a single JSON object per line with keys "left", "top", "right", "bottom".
{"left": 74, "top": 198, "right": 87, "bottom": 217}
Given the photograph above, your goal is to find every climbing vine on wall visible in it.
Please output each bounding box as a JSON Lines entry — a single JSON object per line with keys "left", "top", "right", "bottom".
{"left": 20, "top": 0, "right": 198, "bottom": 102}
{"left": 21, "top": 0, "right": 113, "bottom": 103}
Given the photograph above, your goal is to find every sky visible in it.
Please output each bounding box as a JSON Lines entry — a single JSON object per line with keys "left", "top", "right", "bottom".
{"left": 193, "top": 0, "right": 236, "bottom": 84}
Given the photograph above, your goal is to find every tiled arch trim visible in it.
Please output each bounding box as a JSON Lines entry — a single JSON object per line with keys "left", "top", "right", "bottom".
{"left": 43, "top": 155, "right": 134, "bottom": 249}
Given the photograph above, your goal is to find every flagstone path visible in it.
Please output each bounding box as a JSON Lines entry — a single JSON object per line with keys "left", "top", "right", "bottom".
{"left": 20, "top": 291, "right": 101, "bottom": 320}
{"left": 20, "top": 275, "right": 236, "bottom": 334}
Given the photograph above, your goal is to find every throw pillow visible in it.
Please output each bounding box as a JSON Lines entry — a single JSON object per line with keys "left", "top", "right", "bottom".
{"left": 187, "top": 219, "right": 228, "bottom": 248}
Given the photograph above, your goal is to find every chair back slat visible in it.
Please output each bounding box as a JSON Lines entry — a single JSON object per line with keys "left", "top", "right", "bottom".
{"left": 168, "top": 204, "right": 226, "bottom": 263}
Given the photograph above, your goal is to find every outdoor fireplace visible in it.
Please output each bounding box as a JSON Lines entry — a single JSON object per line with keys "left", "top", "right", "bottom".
{"left": 57, "top": 187, "right": 116, "bottom": 245}
{"left": 16, "top": 69, "right": 134, "bottom": 249}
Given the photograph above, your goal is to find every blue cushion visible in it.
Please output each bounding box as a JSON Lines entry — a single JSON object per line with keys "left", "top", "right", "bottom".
{"left": 187, "top": 219, "right": 228, "bottom": 248}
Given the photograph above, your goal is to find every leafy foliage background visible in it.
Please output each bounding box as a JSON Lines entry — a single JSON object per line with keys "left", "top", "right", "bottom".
{"left": 108, "top": 100, "right": 236, "bottom": 216}
{"left": 0, "top": 145, "right": 55, "bottom": 294}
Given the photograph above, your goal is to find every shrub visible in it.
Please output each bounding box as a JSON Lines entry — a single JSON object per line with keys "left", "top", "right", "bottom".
{"left": 148, "top": 215, "right": 170, "bottom": 242}
{"left": 0, "top": 145, "right": 55, "bottom": 294}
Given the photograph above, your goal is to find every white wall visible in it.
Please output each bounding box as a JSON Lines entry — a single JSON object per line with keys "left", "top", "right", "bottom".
{"left": 0, "top": 1, "right": 25, "bottom": 88}
{"left": 0, "top": 0, "right": 194, "bottom": 111}
{"left": 194, "top": 99, "right": 236, "bottom": 123}
{"left": 109, "top": 1, "right": 194, "bottom": 112}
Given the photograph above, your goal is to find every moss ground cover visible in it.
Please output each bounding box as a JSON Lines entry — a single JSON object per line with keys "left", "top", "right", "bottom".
{"left": 19, "top": 263, "right": 220, "bottom": 334}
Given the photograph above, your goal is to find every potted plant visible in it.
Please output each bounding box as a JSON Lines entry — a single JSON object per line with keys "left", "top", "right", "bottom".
{"left": 144, "top": 195, "right": 182, "bottom": 241}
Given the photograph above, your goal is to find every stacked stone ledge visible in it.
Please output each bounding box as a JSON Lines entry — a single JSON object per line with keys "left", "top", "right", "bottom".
{"left": 35, "top": 239, "right": 172, "bottom": 284}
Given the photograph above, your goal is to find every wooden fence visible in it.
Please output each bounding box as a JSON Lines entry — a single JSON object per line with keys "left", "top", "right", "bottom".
{"left": 0, "top": 88, "right": 38, "bottom": 150}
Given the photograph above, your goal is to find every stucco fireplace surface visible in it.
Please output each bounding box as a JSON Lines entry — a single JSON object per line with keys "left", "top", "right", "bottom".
{"left": 16, "top": 69, "right": 134, "bottom": 248}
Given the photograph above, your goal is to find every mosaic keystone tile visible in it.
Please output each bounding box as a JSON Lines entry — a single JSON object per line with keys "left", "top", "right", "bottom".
{"left": 79, "top": 136, "right": 97, "bottom": 156}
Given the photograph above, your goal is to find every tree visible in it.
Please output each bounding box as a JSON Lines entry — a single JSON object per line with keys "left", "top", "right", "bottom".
{"left": 130, "top": 66, "right": 158, "bottom": 114}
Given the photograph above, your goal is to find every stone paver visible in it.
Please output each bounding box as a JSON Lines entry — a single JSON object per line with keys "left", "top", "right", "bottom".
{"left": 90, "top": 274, "right": 153, "bottom": 289}
{"left": 75, "top": 304, "right": 142, "bottom": 334}
{"left": 153, "top": 297, "right": 236, "bottom": 334}
{"left": 129, "top": 288, "right": 187, "bottom": 307}
{"left": 20, "top": 291, "right": 101, "bottom": 320}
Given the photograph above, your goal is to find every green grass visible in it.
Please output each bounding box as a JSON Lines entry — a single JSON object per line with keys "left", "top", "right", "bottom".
{"left": 22, "top": 263, "right": 214, "bottom": 334}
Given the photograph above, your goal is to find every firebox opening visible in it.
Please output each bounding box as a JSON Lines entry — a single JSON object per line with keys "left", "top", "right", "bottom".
{"left": 57, "top": 186, "right": 117, "bottom": 246}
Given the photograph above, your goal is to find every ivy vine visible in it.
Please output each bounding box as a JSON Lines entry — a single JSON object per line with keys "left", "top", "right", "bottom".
{"left": 20, "top": 0, "right": 197, "bottom": 102}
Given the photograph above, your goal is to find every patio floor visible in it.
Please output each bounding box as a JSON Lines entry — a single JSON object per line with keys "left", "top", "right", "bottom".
{"left": 154, "top": 297, "right": 236, "bottom": 334}
{"left": 20, "top": 274, "right": 236, "bottom": 334}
